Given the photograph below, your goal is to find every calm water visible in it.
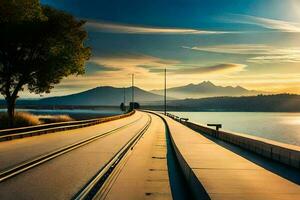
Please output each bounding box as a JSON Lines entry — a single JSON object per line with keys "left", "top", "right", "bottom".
{"left": 170, "top": 112, "right": 300, "bottom": 146}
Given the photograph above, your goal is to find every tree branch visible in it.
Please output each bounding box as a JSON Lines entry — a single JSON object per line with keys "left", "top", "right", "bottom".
{"left": 12, "top": 75, "right": 26, "bottom": 98}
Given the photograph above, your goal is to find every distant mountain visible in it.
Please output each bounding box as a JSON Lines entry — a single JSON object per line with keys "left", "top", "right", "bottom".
{"left": 163, "top": 94, "right": 300, "bottom": 112}
{"left": 38, "top": 86, "right": 165, "bottom": 106}
{"left": 151, "top": 81, "right": 262, "bottom": 99}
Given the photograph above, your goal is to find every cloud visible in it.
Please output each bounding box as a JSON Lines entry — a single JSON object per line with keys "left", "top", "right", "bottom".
{"left": 89, "top": 54, "right": 178, "bottom": 73}
{"left": 89, "top": 53, "right": 247, "bottom": 77}
{"left": 85, "top": 61, "right": 119, "bottom": 74}
{"left": 54, "top": 54, "right": 246, "bottom": 97}
{"left": 183, "top": 44, "right": 281, "bottom": 55}
{"left": 150, "top": 63, "right": 246, "bottom": 75}
{"left": 183, "top": 44, "right": 300, "bottom": 64}
{"left": 248, "top": 55, "right": 300, "bottom": 64}
{"left": 85, "top": 20, "right": 227, "bottom": 35}
{"left": 227, "top": 14, "right": 300, "bottom": 32}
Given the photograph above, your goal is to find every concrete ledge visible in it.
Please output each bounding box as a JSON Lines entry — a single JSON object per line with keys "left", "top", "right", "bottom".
{"left": 167, "top": 114, "right": 300, "bottom": 169}
{"left": 152, "top": 112, "right": 210, "bottom": 200}
{"left": 0, "top": 111, "right": 135, "bottom": 142}
{"left": 169, "top": 133, "right": 209, "bottom": 200}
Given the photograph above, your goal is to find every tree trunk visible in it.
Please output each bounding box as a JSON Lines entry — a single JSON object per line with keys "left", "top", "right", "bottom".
{"left": 6, "top": 97, "right": 16, "bottom": 128}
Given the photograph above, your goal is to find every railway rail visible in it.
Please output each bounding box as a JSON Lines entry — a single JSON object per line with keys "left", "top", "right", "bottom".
{"left": 0, "top": 111, "right": 135, "bottom": 142}
{"left": 73, "top": 114, "right": 152, "bottom": 200}
{"left": 0, "top": 114, "right": 142, "bottom": 183}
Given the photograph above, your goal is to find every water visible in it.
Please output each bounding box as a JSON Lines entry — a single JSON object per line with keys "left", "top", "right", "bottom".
{"left": 0, "top": 108, "right": 122, "bottom": 120}
{"left": 170, "top": 112, "right": 300, "bottom": 146}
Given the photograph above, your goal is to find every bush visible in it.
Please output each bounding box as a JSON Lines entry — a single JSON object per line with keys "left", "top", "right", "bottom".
{"left": 0, "top": 112, "right": 74, "bottom": 129}
{"left": 39, "top": 115, "right": 73, "bottom": 123}
{"left": 0, "top": 112, "right": 41, "bottom": 129}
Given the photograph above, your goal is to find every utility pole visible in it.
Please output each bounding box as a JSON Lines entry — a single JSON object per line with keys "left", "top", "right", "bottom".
{"left": 164, "top": 67, "right": 167, "bottom": 115}
{"left": 132, "top": 73, "right": 134, "bottom": 103}
{"left": 123, "top": 87, "right": 126, "bottom": 113}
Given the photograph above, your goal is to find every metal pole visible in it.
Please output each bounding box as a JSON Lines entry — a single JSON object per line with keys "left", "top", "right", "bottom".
{"left": 132, "top": 74, "right": 134, "bottom": 103}
{"left": 164, "top": 67, "right": 167, "bottom": 115}
{"left": 123, "top": 87, "right": 126, "bottom": 112}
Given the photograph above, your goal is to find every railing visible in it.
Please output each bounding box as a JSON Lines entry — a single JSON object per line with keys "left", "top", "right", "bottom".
{"left": 0, "top": 111, "right": 135, "bottom": 142}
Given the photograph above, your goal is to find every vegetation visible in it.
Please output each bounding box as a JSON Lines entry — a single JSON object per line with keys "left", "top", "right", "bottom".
{"left": 0, "top": 0, "right": 91, "bottom": 127}
{"left": 0, "top": 112, "right": 41, "bottom": 129}
{"left": 120, "top": 103, "right": 126, "bottom": 111}
{"left": 130, "top": 102, "right": 140, "bottom": 110}
{"left": 38, "top": 114, "right": 73, "bottom": 123}
{"left": 0, "top": 112, "right": 73, "bottom": 129}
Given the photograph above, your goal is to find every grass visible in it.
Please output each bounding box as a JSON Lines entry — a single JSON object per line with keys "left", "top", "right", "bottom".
{"left": 0, "top": 112, "right": 74, "bottom": 129}
{"left": 39, "top": 114, "right": 73, "bottom": 123}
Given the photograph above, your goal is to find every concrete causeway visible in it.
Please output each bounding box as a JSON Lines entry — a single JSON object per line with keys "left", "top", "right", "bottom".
{"left": 0, "top": 110, "right": 300, "bottom": 200}
{"left": 160, "top": 113, "right": 300, "bottom": 200}
{"left": 98, "top": 113, "right": 172, "bottom": 200}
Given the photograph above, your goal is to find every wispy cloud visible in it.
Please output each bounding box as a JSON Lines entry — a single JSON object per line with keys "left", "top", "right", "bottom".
{"left": 227, "top": 14, "right": 300, "bottom": 32}
{"left": 183, "top": 44, "right": 280, "bottom": 55}
{"left": 89, "top": 54, "right": 178, "bottom": 73}
{"left": 248, "top": 55, "right": 300, "bottom": 64}
{"left": 85, "top": 20, "right": 227, "bottom": 35}
{"left": 88, "top": 54, "right": 246, "bottom": 76}
{"left": 183, "top": 44, "right": 300, "bottom": 64}
{"left": 150, "top": 63, "right": 246, "bottom": 75}
{"left": 52, "top": 54, "right": 180, "bottom": 92}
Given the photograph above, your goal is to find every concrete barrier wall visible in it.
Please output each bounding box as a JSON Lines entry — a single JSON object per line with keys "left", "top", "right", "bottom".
{"left": 152, "top": 112, "right": 210, "bottom": 200}
{"left": 169, "top": 133, "right": 210, "bottom": 200}
{"left": 167, "top": 114, "right": 300, "bottom": 169}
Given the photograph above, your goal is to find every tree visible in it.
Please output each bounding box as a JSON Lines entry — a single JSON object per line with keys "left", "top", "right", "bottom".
{"left": 120, "top": 102, "right": 126, "bottom": 112}
{"left": 129, "top": 102, "right": 140, "bottom": 110}
{"left": 0, "top": 0, "right": 91, "bottom": 127}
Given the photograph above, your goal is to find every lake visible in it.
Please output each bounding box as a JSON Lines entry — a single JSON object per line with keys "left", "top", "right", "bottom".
{"left": 170, "top": 112, "right": 300, "bottom": 146}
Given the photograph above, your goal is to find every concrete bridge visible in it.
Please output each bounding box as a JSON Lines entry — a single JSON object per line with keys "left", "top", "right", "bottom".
{"left": 0, "top": 110, "right": 299, "bottom": 200}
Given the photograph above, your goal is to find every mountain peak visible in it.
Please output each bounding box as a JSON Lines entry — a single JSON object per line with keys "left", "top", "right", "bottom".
{"left": 151, "top": 80, "right": 261, "bottom": 99}
{"left": 198, "top": 81, "right": 216, "bottom": 87}
{"left": 198, "top": 81, "right": 215, "bottom": 87}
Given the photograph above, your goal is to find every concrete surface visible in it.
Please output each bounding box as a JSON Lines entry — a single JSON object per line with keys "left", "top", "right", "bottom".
{"left": 0, "top": 111, "right": 149, "bottom": 200}
{"left": 99, "top": 113, "right": 172, "bottom": 200}
{"left": 0, "top": 112, "right": 142, "bottom": 171}
{"left": 161, "top": 114, "right": 300, "bottom": 200}
{"left": 180, "top": 119, "right": 300, "bottom": 169}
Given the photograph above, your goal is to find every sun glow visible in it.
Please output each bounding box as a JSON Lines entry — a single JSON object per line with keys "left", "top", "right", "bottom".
{"left": 291, "top": 0, "right": 300, "bottom": 21}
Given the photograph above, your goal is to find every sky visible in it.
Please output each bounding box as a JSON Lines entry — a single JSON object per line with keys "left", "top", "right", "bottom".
{"left": 28, "top": 0, "right": 300, "bottom": 97}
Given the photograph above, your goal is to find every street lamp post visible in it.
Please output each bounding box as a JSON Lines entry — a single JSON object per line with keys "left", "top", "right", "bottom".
{"left": 132, "top": 73, "right": 134, "bottom": 103}
{"left": 164, "top": 67, "right": 167, "bottom": 115}
{"left": 123, "top": 87, "right": 126, "bottom": 113}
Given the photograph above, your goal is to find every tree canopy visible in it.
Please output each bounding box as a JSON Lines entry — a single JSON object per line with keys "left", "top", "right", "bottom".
{"left": 0, "top": 0, "right": 91, "bottom": 126}
{"left": 0, "top": 0, "right": 45, "bottom": 22}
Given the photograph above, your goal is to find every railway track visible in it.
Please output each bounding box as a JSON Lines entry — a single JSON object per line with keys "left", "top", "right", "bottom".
{"left": 73, "top": 114, "right": 152, "bottom": 200}
{"left": 0, "top": 114, "right": 143, "bottom": 182}
{"left": 0, "top": 111, "right": 135, "bottom": 142}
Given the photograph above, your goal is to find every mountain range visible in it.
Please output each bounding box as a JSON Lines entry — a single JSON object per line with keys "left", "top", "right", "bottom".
{"left": 0, "top": 81, "right": 266, "bottom": 106}
{"left": 38, "top": 86, "right": 165, "bottom": 106}
{"left": 162, "top": 94, "right": 300, "bottom": 112}
{"left": 151, "top": 81, "right": 261, "bottom": 99}
{"left": 38, "top": 81, "right": 263, "bottom": 106}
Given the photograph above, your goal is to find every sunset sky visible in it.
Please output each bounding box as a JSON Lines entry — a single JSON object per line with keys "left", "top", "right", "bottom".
{"left": 32, "top": 0, "right": 300, "bottom": 97}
